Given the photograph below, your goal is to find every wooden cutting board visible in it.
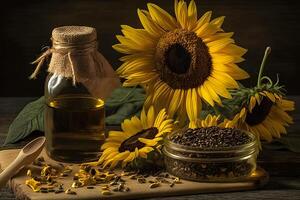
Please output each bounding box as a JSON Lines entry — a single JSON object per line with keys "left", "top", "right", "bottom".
{"left": 0, "top": 148, "right": 269, "bottom": 200}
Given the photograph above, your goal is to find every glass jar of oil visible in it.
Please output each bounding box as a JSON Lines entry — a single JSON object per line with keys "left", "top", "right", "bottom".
{"left": 42, "top": 26, "right": 119, "bottom": 163}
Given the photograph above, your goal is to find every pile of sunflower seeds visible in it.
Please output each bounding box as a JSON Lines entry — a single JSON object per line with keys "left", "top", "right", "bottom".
{"left": 171, "top": 126, "right": 252, "bottom": 148}
{"left": 165, "top": 126, "right": 255, "bottom": 181}
{"left": 25, "top": 157, "right": 182, "bottom": 196}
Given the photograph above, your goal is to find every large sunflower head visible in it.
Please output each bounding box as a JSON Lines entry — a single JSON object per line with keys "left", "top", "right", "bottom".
{"left": 95, "top": 106, "right": 173, "bottom": 169}
{"left": 114, "top": 0, "right": 249, "bottom": 125}
{"left": 228, "top": 92, "right": 294, "bottom": 142}
{"left": 224, "top": 47, "right": 295, "bottom": 142}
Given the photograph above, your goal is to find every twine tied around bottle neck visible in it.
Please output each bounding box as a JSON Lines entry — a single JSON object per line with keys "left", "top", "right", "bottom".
{"left": 30, "top": 39, "right": 99, "bottom": 85}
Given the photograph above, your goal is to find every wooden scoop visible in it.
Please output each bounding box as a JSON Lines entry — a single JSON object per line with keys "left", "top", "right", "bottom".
{"left": 0, "top": 136, "right": 46, "bottom": 188}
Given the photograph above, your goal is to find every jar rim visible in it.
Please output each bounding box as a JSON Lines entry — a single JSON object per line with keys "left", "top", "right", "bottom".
{"left": 164, "top": 128, "right": 258, "bottom": 154}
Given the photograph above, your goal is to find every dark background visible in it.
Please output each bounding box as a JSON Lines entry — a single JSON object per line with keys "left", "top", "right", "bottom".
{"left": 0, "top": 0, "right": 299, "bottom": 97}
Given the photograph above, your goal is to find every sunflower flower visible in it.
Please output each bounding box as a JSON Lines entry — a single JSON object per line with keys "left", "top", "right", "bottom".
{"left": 94, "top": 106, "right": 173, "bottom": 169}
{"left": 114, "top": 0, "right": 249, "bottom": 125}
{"left": 225, "top": 47, "right": 295, "bottom": 142}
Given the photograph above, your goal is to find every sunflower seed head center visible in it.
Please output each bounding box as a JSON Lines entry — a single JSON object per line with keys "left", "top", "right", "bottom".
{"left": 119, "top": 127, "right": 158, "bottom": 152}
{"left": 155, "top": 29, "right": 212, "bottom": 89}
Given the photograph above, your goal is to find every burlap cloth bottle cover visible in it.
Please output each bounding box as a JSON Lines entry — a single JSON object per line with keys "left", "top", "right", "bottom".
{"left": 30, "top": 26, "right": 120, "bottom": 100}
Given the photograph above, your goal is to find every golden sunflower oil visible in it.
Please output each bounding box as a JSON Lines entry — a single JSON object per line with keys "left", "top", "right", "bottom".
{"left": 45, "top": 94, "right": 105, "bottom": 163}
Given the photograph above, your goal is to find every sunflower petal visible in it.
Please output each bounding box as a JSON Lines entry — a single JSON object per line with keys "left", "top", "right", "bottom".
{"left": 187, "top": 0, "right": 197, "bottom": 30}
{"left": 138, "top": 138, "right": 158, "bottom": 146}
{"left": 210, "top": 16, "right": 225, "bottom": 28}
{"left": 249, "top": 96, "right": 257, "bottom": 113}
{"left": 176, "top": 0, "right": 188, "bottom": 29}
{"left": 137, "top": 9, "right": 164, "bottom": 38}
{"left": 193, "top": 11, "right": 212, "bottom": 31}
{"left": 186, "top": 88, "right": 199, "bottom": 122}
{"left": 207, "top": 38, "right": 234, "bottom": 53}
{"left": 146, "top": 106, "right": 155, "bottom": 127}
{"left": 147, "top": 3, "right": 178, "bottom": 30}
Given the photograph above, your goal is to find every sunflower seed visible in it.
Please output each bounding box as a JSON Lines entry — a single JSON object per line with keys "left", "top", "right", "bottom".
{"left": 65, "top": 189, "right": 76, "bottom": 195}
{"left": 101, "top": 185, "right": 109, "bottom": 190}
{"left": 122, "top": 187, "right": 130, "bottom": 192}
{"left": 102, "top": 190, "right": 112, "bottom": 195}
{"left": 27, "top": 169, "right": 32, "bottom": 177}
{"left": 137, "top": 178, "right": 146, "bottom": 184}
{"left": 149, "top": 183, "right": 160, "bottom": 188}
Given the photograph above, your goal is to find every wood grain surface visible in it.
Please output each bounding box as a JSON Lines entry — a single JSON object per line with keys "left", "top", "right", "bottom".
{"left": 0, "top": 0, "right": 299, "bottom": 97}
{"left": 0, "top": 149, "right": 269, "bottom": 200}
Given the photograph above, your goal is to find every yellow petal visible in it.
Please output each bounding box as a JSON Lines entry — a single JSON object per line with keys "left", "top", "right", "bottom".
{"left": 219, "top": 44, "right": 247, "bottom": 57}
{"left": 255, "top": 93, "right": 261, "bottom": 104}
{"left": 264, "top": 91, "right": 276, "bottom": 102}
{"left": 204, "top": 82, "right": 222, "bottom": 105}
{"left": 146, "top": 106, "right": 155, "bottom": 127}
{"left": 203, "top": 32, "right": 234, "bottom": 43}
{"left": 168, "top": 89, "right": 183, "bottom": 117}
{"left": 121, "top": 25, "right": 156, "bottom": 45}
{"left": 138, "top": 138, "right": 158, "bottom": 146}
{"left": 212, "top": 53, "right": 245, "bottom": 64}
{"left": 211, "top": 70, "right": 239, "bottom": 88}
{"left": 121, "top": 119, "right": 140, "bottom": 136}
{"left": 193, "top": 11, "right": 212, "bottom": 31}
{"left": 122, "top": 152, "right": 136, "bottom": 165}
{"left": 199, "top": 85, "right": 214, "bottom": 106}
{"left": 214, "top": 63, "right": 249, "bottom": 80}
{"left": 147, "top": 3, "right": 178, "bottom": 30}
{"left": 207, "top": 38, "right": 234, "bottom": 53}
{"left": 186, "top": 88, "right": 200, "bottom": 122}
{"left": 196, "top": 23, "right": 221, "bottom": 38}
{"left": 206, "top": 78, "right": 232, "bottom": 99}
{"left": 137, "top": 9, "right": 164, "bottom": 38}
{"left": 140, "top": 107, "right": 148, "bottom": 128}
{"left": 109, "top": 151, "right": 130, "bottom": 169}
{"left": 210, "top": 16, "right": 225, "bottom": 28}
{"left": 249, "top": 96, "right": 257, "bottom": 113}
{"left": 154, "top": 108, "right": 167, "bottom": 127}
{"left": 175, "top": 0, "right": 188, "bottom": 29}
{"left": 187, "top": 0, "right": 197, "bottom": 30}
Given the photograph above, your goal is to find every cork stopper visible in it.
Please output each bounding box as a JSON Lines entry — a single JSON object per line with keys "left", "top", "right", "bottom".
{"left": 52, "top": 26, "right": 97, "bottom": 44}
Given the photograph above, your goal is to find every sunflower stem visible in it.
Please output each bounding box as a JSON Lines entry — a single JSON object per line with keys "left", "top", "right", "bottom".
{"left": 257, "top": 47, "right": 271, "bottom": 87}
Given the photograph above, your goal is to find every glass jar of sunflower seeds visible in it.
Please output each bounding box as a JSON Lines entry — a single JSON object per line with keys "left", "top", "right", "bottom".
{"left": 163, "top": 127, "right": 259, "bottom": 182}
{"left": 31, "top": 26, "right": 119, "bottom": 163}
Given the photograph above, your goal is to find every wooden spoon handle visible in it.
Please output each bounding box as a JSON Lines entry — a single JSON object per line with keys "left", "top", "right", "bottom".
{"left": 0, "top": 153, "right": 24, "bottom": 188}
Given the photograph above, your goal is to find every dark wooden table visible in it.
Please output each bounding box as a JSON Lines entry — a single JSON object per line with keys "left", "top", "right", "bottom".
{"left": 1, "top": 97, "right": 300, "bottom": 200}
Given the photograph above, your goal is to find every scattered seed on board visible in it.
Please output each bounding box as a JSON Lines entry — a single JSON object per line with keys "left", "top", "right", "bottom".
{"left": 137, "top": 178, "right": 146, "bottom": 184}
{"left": 102, "top": 190, "right": 112, "bottom": 195}
{"left": 169, "top": 182, "right": 175, "bottom": 187}
{"left": 87, "top": 186, "right": 94, "bottom": 189}
{"left": 149, "top": 183, "right": 160, "bottom": 188}
{"left": 122, "top": 187, "right": 130, "bottom": 192}
{"left": 27, "top": 169, "right": 32, "bottom": 177}
{"left": 65, "top": 188, "right": 76, "bottom": 195}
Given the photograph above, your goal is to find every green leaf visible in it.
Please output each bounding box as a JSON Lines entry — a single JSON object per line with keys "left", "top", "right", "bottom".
{"left": 4, "top": 97, "right": 45, "bottom": 145}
